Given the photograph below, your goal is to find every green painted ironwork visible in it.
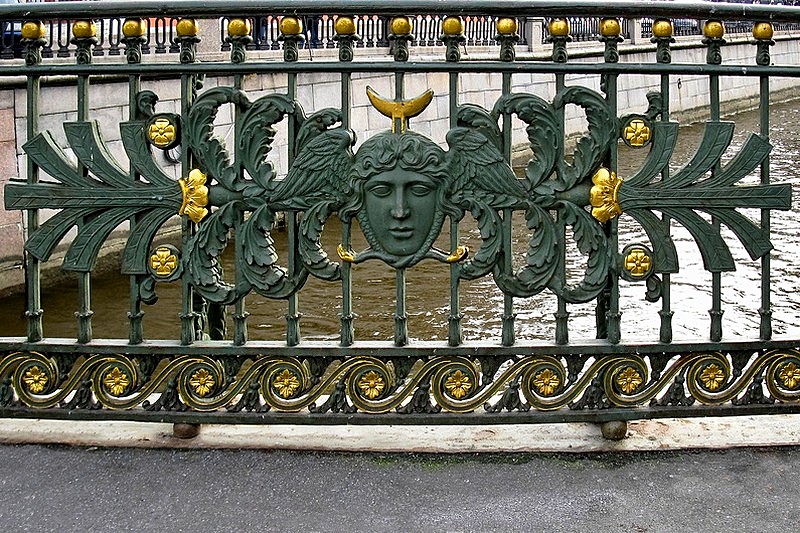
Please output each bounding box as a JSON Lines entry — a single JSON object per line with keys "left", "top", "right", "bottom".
{"left": 0, "top": 1, "right": 797, "bottom": 426}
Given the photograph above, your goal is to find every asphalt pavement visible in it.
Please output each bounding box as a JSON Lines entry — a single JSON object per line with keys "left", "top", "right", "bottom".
{"left": 0, "top": 444, "right": 797, "bottom": 532}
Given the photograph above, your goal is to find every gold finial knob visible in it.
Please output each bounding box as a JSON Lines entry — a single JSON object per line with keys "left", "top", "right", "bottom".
{"left": 442, "top": 16, "right": 463, "bottom": 36}
{"left": 496, "top": 18, "right": 518, "bottom": 35}
{"left": 227, "top": 18, "right": 251, "bottom": 37}
{"left": 21, "top": 21, "right": 46, "bottom": 40}
{"left": 548, "top": 18, "right": 570, "bottom": 37}
{"left": 280, "top": 16, "right": 303, "bottom": 36}
{"left": 753, "top": 22, "right": 774, "bottom": 40}
{"left": 600, "top": 18, "right": 621, "bottom": 37}
{"left": 652, "top": 19, "right": 673, "bottom": 38}
{"left": 72, "top": 20, "right": 97, "bottom": 39}
{"left": 390, "top": 16, "right": 413, "bottom": 36}
{"left": 122, "top": 18, "right": 146, "bottom": 38}
{"left": 335, "top": 16, "right": 356, "bottom": 35}
{"left": 703, "top": 20, "right": 725, "bottom": 39}
{"left": 176, "top": 18, "right": 199, "bottom": 37}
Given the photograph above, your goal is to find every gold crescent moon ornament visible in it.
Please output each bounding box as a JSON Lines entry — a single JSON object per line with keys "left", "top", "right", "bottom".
{"left": 366, "top": 86, "right": 434, "bottom": 133}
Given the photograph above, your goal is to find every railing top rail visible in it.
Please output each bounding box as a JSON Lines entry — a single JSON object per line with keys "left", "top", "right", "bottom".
{"left": 1, "top": 0, "right": 800, "bottom": 22}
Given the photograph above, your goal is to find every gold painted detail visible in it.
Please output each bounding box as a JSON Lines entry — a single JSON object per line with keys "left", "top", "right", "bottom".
{"left": 496, "top": 18, "right": 518, "bottom": 35}
{"left": 227, "top": 18, "right": 251, "bottom": 37}
{"left": 590, "top": 168, "right": 623, "bottom": 223}
{"left": 623, "top": 119, "right": 651, "bottom": 147}
{"left": 357, "top": 371, "right": 386, "bottom": 400}
{"left": 533, "top": 369, "right": 560, "bottom": 397}
{"left": 445, "top": 246, "right": 469, "bottom": 263}
{"left": 444, "top": 369, "right": 472, "bottom": 399}
{"left": 21, "top": 21, "right": 46, "bottom": 40}
{"left": 23, "top": 366, "right": 48, "bottom": 394}
{"left": 148, "top": 118, "right": 177, "bottom": 148}
{"left": 624, "top": 248, "right": 652, "bottom": 278}
{"left": 179, "top": 169, "right": 209, "bottom": 223}
{"left": 366, "top": 86, "right": 434, "bottom": 133}
{"left": 273, "top": 369, "right": 301, "bottom": 398}
{"left": 753, "top": 22, "right": 774, "bottom": 41}
{"left": 72, "top": 20, "right": 97, "bottom": 39}
{"left": 548, "top": 18, "right": 570, "bottom": 37}
{"left": 779, "top": 362, "right": 800, "bottom": 389}
{"left": 150, "top": 247, "right": 178, "bottom": 277}
{"left": 189, "top": 368, "right": 215, "bottom": 397}
{"left": 652, "top": 19, "right": 673, "bottom": 38}
{"left": 335, "top": 16, "right": 356, "bottom": 36}
{"left": 176, "top": 18, "right": 199, "bottom": 37}
{"left": 280, "top": 16, "right": 303, "bottom": 36}
{"left": 442, "top": 17, "right": 463, "bottom": 36}
{"left": 699, "top": 364, "right": 726, "bottom": 391}
{"left": 390, "top": 16, "right": 413, "bottom": 36}
{"left": 122, "top": 18, "right": 146, "bottom": 38}
{"left": 616, "top": 367, "right": 643, "bottom": 394}
{"left": 103, "top": 367, "right": 130, "bottom": 396}
{"left": 600, "top": 18, "right": 621, "bottom": 37}
{"left": 337, "top": 244, "right": 355, "bottom": 263}
{"left": 703, "top": 20, "right": 725, "bottom": 39}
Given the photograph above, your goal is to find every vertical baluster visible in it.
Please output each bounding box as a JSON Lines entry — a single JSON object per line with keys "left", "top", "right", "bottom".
{"left": 600, "top": 18, "right": 623, "bottom": 344}
{"left": 21, "top": 21, "right": 47, "bottom": 342}
{"left": 57, "top": 20, "right": 70, "bottom": 57}
{"left": 93, "top": 18, "right": 105, "bottom": 56}
{"left": 72, "top": 20, "right": 97, "bottom": 343}
{"left": 497, "top": 17, "right": 518, "bottom": 346}
{"left": 280, "top": 16, "right": 305, "bottom": 346}
{"left": 653, "top": 19, "right": 675, "bottom": 344}
{"left": 154, "top": 17, "right": 167, "bottom": 54}
{"left": 754, "top": 22, "right": 775, "bottom": 340}
{"left": 704, "top": 20, "right": 726, "bottom": 342}
{"left": 443, "top": 16, "right": 465, "bottom": 346}
{"left": 548, "top": 18, "right": 570, "bottom": 345}
{"left": 176, "top": 18, "right": 200, "bottom": 345}
{"left": 335, "top": 16, "right": 359, "bottom": 346}
{"left": 169, "top": 18, "right": 181, "bottom": 54}
{"left": 141, "top": 18, "right": 151, "bottom": 55}
{"left": 229, "top": 17, "right": 253, "bottom": 345}
{"left": 122, "top": 18, "right": 146, "bottom": 344}
{"left": 390, "top": 16, "right": 413, "bottom": 346}
{"left": 108, "top": 18, "right": 122, "bottom": 56}
{"left": 41, "top": 21, "right": 54, "bottom": 58}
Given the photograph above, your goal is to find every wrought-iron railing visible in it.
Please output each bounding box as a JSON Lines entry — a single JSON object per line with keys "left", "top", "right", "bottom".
{"left": 0, "top": 0, "right": 799, "bottom": 434}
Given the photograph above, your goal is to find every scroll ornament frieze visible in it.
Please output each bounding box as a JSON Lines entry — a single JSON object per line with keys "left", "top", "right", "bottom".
{"left": 2, "top": 348, "right": 800, "bottom": 414}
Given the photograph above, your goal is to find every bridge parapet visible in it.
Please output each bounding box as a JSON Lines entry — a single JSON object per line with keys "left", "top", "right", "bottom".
{"left": 0, "top": 1, "right": 798, "bottom": 432}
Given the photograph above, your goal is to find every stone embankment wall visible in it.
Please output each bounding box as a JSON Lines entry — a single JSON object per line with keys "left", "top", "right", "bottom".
{"left": 0, "top": 32, "right": 798, "bottom": 294}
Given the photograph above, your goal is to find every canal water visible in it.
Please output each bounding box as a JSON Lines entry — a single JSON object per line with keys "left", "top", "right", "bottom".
{"left": 2, "top": 100, "right": 799, "bottom": 344}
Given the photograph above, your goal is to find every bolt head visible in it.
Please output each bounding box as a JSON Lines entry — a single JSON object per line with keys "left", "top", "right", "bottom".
{"left": 72, "top": 20, "right": 97, "bottom": 39}
{"left": 753, "top": 22, "right": 774, "bottom": 40}
{"left": 442, "top": 16, "right": 463, "bottom": 36}
{"left": 280, "top": 16, "right": 303, "bottom": 36}
{"left": 21, "top": 21, "right": 46, "bottom": 40}
{"left": 652, "top": 19, "right": 673, "bottom": 38}
{"left": 335, "top": 16, "right": 356, "bottom": 35}
{"left": 391, "top": 16, "right": 412, "bottom": 36}
{"left": 496, "top": 17, "right": 518, "bottom": 35}
{"left": 176, "top": 18, "right": 199, "bottom": 37}
{"left": 227, "top": 18, "right": 251, "bottom": 37}
{"left": 704, "top": 20, "right": 725, "bottom": 39}
{"left": 122, "top": 18, "right": 146, "bottom": 38}
{"left": 548, "top": 18, "right": 570, "bottom": 37}
{"left": 600, "top": 18, "right": 621, "bottom": 37}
